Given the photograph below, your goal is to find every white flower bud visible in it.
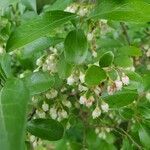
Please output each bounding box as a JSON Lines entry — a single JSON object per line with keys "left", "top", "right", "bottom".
{"left": 92, "top": 106, "right": 101, "bottom": 119}
{"left": 61, "top": 110, "right": 68, "bottom": 119}
{"left": 79, "top": 72, "right": 85, "bottom": 83}
{"left": 33, "top": 141, "right": 37, "bottom": 147}
{"left": 121, "top": 74, "right": 130, "bottom": 85}
{"left": 62, "top": 100, "right": 72, "bottom": 108}
{"left": 79, "top": 96, "right": 87, "bottom": 105}
{"left": 36, "top": 110, "right": 45, "bottom": 118}
{"left": 115, "top": 80, "right": 123, "bottom": 91}
{"left": 46, "top": 89, "right": 58, "bottom": 99}
{"left": 86, "top": 96, "right": 95, "bottom": 107}
{"left": 42, "top": 102, "right": 49, "bottom": 112}
{"left": 78, "top": 84, "right": 88, "bottom": 92}
{"left": 78, "top": 8, "right": 88, "bottom": 16}
{"left": 101, "top": 102, "right": 109, "bottom": 112}
{"left": 36, "top": 58, "right": 43, "bottom": 66}
{"left": 65, "top": 5, "right": 77, "bottom": 13}
{"left": 19, "top": 73, "right": 25, "bottom": 78}
{"left": 92, "top": 51, "right": 98, "bottom": 58}
{"left": 67, "top": 75, "right": 75, "bottom": 85}
{"left": 107, "top": 85, "right": 116, "bottom": 95}
{"left": 98, "top": 132, "right": 106, "bottom": 139}
{"left": 30, "top": 135, "right": 36, "bottom": 142}
{"left": 94, "top": 86, "right": 101, "bottom": 96}
{"left": 50, "top": 107, "right": 57, "bottom": 119}
{"left": 87, "top": 32, "right": 93, "bottom": 41}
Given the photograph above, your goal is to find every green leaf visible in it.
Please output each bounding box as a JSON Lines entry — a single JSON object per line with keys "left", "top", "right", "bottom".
{"left": 27, "top": 119, "right": 64, "bottom": 141}
{"left": 119, "top": 108, "right": 134, "bottom": 119}
{"left": 99, "top": 51, "right": 114, "bottom": 67}
{"left": 0, "top": 78, "right": 30, "bottom": 150}
{"left": 24, "top": 71, "right": 54, "bottom": 95}
{"left": 45, "top": 0, "right": 72, "bottom": 11}
{"left": 90, "top": 0, "right": 150, "bottom": 23}
{"left": 57, "top": 54, "right": 73, "bottom": 79}
{"left": 138, "top": 102, "right": 150, "bottom": 120}
{"left": 114, "top": 55, "right": 133, "bottom": 67}
{"left": 102, "top": 90, "right": 138, "bottom": 108}
{"left": 64, "top": 29, "right": 88, "bottom": 64}
{"left": 0, "top": 53, "right": 12, "bottom": 78}
{"left": 6, "top": 10, "right": 76, "bottom": 51}
{"left": 143, "top": 73, "right": 150, "bottom": 91}
{"left": 119, "top": 46, "right": 142, "bottom": 57}
{"left": 138, "top": 125, "right": 150, "bottom": 148}
{"left": 85, "top": 65, "right": 107, "bottom": 86}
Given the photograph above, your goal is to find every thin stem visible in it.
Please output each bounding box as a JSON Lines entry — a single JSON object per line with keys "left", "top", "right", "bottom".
{"left": 117, "top": 127, "right": 143, "bottom": 150}
{"left": 120, "top": 22, "right": 131, "bottom": 45}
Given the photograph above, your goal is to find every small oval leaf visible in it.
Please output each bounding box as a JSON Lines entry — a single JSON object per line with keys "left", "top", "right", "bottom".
{"left": 102, "top": 90, "right": 138, "bottom": 108}
{"left": 85, "top": 65, "right": 107, "bottom": 86}
{"left": 27, "top": 119, "right": 64, "bottom": 141}
{"left": 99, "top": 51, "right": 114, "bottom": 67}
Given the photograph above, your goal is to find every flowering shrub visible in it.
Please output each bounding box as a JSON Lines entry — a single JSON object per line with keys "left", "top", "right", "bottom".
{"left": 0, "top": 0, "right": 150, "bottom": 149}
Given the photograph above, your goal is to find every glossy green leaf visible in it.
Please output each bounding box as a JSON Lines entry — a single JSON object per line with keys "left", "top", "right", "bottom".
{"left": 90, "top": 0, "right": 150, "bottom": 23}
{"left": 114, "top": 55, "right": 133, "bottom": 67}
{"left": 57, "top": 54, "right": 73, "bottom": 79}
{"left": 24, "top": 71, "right": 54, "bottom": 95}
{"left": 85, "top": 65, "right": 107, "bottom": 86}
{"left": 0, "top": 53, "right": 12, "bottom": 78}
{"left": 6, "top": 10, "right": 76, "bottom": 51}
{"left": 99, "top": 51, "right": 114, "bottom": 67}
{"left": 0, "top": 78, "right": 30, "bottom": 150}
{"left": 27, "top": 119, "right": 64, "bottom": 141}
{"left": 102, "top": 90, "right": 138, "bottom": 108}
{"left": 64, "top": 29, "right": 88, "bottom": 64}
{"left": 138, "top": 125, "right": 150, "bottom": 148}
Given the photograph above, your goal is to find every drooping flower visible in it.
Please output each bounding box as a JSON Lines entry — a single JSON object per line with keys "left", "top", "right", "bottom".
{"left": 92, "top": 106, "right": 101, "bottom": 119}
{"left": 115, "top": 80, "right": 123, "bottom": 91}
{"left": 42, "top": 102, "right": 49, "bottom": 112}
{"left": 121, "top": 74, "right": 130, "bottom": 85}
{"left": 101, "top": 102, "right": 109, "bottom": 112}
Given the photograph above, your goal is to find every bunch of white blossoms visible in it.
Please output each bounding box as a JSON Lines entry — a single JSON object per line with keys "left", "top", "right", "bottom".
{"left": 49, "top": 106, "right": 68, "bottom": 121}
{"left": 79, "top": 95, "right": 95, "bottom": 107}
{"left": 67, "top": 70, "right": 86, "bottom": 85}
{"left": 92, "top": 102, "right": 109, "bottom": 119}
{"left": 95, "top": 127, "right": 111, "bottom": 139}
{"left": 42, "top": 54, "right": 57, "bottom": 72}
{"left": 107, "top": 73, "right": 130, "bottom": 95}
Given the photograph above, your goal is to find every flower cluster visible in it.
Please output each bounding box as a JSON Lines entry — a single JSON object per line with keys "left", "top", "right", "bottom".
{"left": 95, "top": 127, "right": 112, "bottom": 139}
{"left": 107, "top": 73, "right": 130, "bottom": 95}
